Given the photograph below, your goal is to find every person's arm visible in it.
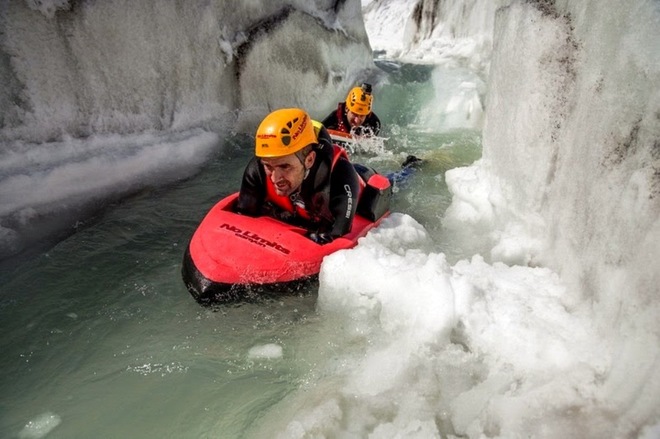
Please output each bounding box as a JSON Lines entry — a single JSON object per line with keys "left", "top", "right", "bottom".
{"left": 327, "top": 157, "right": 361, "bottom": 238}
{"left": 363, "top": 112, "right": 381, "bottom": 136}
{"left": 369, "top": 112, "right": 381, "bottom": 136}
{"left": 235, "top": 157, "right": 266, "bottom": 216}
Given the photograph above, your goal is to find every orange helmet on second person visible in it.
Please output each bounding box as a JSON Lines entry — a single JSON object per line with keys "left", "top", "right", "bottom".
{"left": 345, "top": 83, "right": 373, "bottom": 116}
{"left": 255, "top": 108, "right": 318, "bottom": 157}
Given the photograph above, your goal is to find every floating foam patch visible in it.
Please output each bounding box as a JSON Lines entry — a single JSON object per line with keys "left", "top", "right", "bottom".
{"left": 248, "top": 344, "right": 284, "bottom": 360}
{"left": 18, "top": 412, "right": 61, "bottom": 439}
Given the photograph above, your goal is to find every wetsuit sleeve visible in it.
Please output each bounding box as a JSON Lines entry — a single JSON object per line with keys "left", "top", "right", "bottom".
{"left": 367, "top": 112, "right": 381, "bottom": 136}
{"left": 235, "top": 157, "right": 266, "bottom": 216}
{"left": 327, "top": 157, "right": 361, "bottom": 237}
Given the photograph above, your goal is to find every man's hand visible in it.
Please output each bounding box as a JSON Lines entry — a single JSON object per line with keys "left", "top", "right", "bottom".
{"left": 307, "top": 231, "right": 334, "bottom": 244}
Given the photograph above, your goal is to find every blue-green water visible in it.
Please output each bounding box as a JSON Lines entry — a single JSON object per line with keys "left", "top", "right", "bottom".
{"left": 0, "top": 65, "right": 482, "bottom": 439}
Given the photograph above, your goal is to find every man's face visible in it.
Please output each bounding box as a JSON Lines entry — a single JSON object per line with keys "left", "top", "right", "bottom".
{"left": 347, "top": 110, "right": 368, "bottom": 128}
{"left": 260, "top": 151, "right": 315, "bottom": 197}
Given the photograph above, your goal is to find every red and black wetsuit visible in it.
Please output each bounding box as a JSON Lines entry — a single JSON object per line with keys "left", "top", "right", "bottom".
{"left": 321, "top": 102, "right": 381, "bottom": 136}
{"left": 235, "top": 126, "right": 361, "bottom": 238}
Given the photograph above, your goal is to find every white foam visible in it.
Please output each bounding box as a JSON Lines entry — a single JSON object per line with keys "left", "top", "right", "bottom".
{"left": 248, "top": 344, "right": 284, "bottom": 360}
{"left": 18, "top": 412, "right": 61, "bottom": 439}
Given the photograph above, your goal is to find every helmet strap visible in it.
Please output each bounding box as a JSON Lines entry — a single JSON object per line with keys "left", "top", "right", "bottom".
{"left": 296, "top": 148, "right": 315, "bottom": 179}
{"left": 295, "top": 150, "right": 307, "bottom": 166}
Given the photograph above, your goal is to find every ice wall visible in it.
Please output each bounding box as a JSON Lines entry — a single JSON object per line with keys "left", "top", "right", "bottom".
{"left": 0, "top": 0, "right": 376, "bottom": 258}
{"left": 0, "top": 0, "right": 374, "bottom": 144}
{"left": 445, "top": 0, "right": 660, "bottom": 432}
{"left": 363, "top": 0, "right": 510, "bottom": 72}
{"left": 480, "top": 0, "right": 660, "bottom": 316}
{"left": 362, "top": 0, "right": 516, "bottom": 132}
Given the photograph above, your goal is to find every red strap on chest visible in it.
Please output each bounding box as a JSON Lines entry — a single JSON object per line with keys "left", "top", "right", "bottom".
{"left": 265, "top": 180, "right": 310, "bottom": 219}
{"left": 264, "top": 145, "right": 360, "bottom": 217}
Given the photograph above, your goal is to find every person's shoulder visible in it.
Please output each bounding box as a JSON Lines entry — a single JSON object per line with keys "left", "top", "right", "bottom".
{"left": 242, "top": 156, "right": 264, "bottom": 178}
{"left": 321, "top": 104, "right": 342, "bottom": 126}
{"left": 315, "top": 124, "right": 333, "bottom": 151}
{"left": 245, "top": 155, "right": 261, "bottom": 169}
{"left": 365, "top": 113, "right": 381, "bottom": 134}
{"left": 330, "top": 152, "right": 359, "bottom": 183}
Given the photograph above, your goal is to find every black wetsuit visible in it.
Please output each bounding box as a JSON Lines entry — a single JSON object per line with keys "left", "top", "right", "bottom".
{"left": 322, "top": 102, "right": 381, "bottom": 137}
{"left": 236, "top": 127, "right": 361, "bottom": 238}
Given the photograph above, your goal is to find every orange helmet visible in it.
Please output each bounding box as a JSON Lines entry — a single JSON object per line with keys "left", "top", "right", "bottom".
{"left": 345, "top": 84, "right": 373, "bottom": 116}
{"left": 255, "top": 108, "right": 318, "bottom": 157}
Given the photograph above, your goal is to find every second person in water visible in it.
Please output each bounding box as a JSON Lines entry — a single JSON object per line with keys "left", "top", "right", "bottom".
{"left": 322, "top": 83, "right": 381, "bottom": 137}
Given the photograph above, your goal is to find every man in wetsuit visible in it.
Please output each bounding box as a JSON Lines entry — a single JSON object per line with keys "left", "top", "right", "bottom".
{"left": 236, "top": 108, "right": 362, "bottom": 245}
{"left": 322, "top": 83, "right": 381, "bottom": 137}
{"left": 322, "top": 83, "right": 422, "bottom": 188}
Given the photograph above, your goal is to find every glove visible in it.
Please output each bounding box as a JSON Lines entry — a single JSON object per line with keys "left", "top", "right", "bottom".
{"left": 307, "top": 231, "right": 334, "bottom": 245}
